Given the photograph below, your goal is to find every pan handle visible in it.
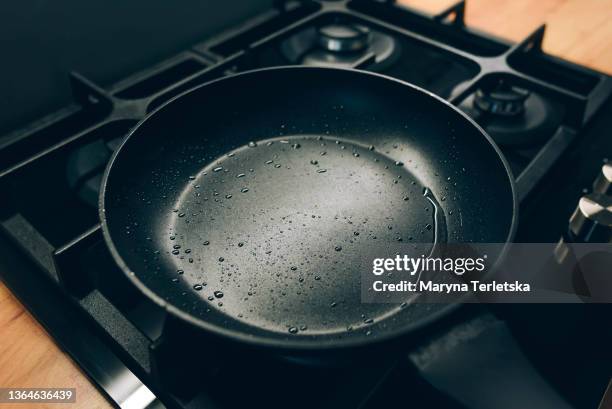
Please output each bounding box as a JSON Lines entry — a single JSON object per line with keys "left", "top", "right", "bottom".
{"left": 408, "top": 312, "right": 575, "bottom": 409}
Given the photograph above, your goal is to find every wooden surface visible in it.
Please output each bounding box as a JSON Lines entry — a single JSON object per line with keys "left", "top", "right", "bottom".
{"left": 0, "top": 285, "right": 111, "bottom": 409}
{"left": 400, "top": 0, "right": 612, "bottom": 74}
{"left": 1, "top": 1, "right": 612, "bottom": 408}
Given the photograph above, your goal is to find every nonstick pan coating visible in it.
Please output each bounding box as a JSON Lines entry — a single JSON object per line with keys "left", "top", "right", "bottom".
{"left": 100, "top": 67, "right": 516, "bottom": 351}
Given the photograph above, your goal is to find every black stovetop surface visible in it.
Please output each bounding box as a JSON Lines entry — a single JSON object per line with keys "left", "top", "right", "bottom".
{"left": 0, "top": 1, "right": 611, "bottom": 408}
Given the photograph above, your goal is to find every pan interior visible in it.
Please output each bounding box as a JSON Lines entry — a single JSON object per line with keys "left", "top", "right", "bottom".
{"left": 102, "top": 67, "right": 516, "bottom": 346}
{"left": 164, "top": 135, "right": 440, "bottom": 335}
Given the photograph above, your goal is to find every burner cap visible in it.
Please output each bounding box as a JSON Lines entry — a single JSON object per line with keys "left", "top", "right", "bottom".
{"left": 473, "top": 82, "right": 530, "bottom": 117}
{"left": 279, "top": 23, "right": 399, "bottom": 70}
{"left": 317, "top": 23, "right": 371, "bottom": 53}
{"left": 463, "top": 81, "right": 563, "bottom": 147}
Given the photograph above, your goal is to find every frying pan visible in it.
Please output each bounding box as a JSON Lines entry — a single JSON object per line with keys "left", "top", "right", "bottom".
{"left": 99, "top": 66, "right": 516, "bottom": 356}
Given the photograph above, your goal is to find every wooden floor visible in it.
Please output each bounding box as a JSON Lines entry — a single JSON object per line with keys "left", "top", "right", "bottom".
{"left": 1, "top": 1, "right": 612, "bottom": 408}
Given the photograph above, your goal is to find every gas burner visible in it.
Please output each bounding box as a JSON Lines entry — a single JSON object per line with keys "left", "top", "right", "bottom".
{"left": 473, "top": 82, "right": 530, "bottom": 117}
{"left": 280, "top": 22, "right": 400, "bottom": 70}
{"left": 66, "top": 137, "right": 120, "bottom": 207}
{"left": 461, "top": 80, "right": 564, "bottom": 147}
{"left": 316, "top": 23, "right": 371, "bottom": 52}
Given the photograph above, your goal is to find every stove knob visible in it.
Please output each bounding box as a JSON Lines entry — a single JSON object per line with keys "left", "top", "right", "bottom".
{"left": 568, "top": 193, "right": 612, "bottom": 243}
{"left": 592, "top": 163, "right": 612, "bottom": 195}
{"left": 317, "top": 23, "right": 371, "bottom": 53}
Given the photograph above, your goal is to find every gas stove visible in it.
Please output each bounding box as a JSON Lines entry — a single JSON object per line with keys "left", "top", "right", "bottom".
{"left": 1, "top": 1, "right": 611, "bottom": 408}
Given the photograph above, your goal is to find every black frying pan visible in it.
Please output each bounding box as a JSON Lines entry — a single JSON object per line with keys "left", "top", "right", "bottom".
{"left": 100, "top": 66, "right": 516, "bottom": 356}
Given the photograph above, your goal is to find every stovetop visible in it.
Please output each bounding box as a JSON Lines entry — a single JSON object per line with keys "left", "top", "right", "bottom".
{"left": 0, "top": 1, "right": 611, "bottom": 408}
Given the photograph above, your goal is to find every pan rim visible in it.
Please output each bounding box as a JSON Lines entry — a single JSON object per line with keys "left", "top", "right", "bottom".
{"left": 99, "top": 65, "right": 518, "bottom": 351}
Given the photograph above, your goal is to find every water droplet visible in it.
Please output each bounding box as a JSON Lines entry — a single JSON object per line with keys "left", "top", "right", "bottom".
{"left": 218, "top": 257, "right": 225, "bottom": 262}
{"left": 240, "top": 187, "right": 249, "bottom": 193}
{"left": 368, "top": 145, "right": 375, "bottom": 151}
{"left": 334, "top": 245, "right": 342, "bottom": 251}
{"left": 248, "top": 141, "right": 257, "bottom": 147}
{"left": 214, "top": 290, "right": 224, "bottom": 298}
{"left": 353, "top": 152, "right": 360, "bottom": 157}
{"left": 288, "top": 327, "right": 298, "bottom": 334}
{"left": 236, "top": 173, "right": 245, "bottom": 178}
{"left": 213, "top": 166, "right": 223, "bottom": 172}
{"left": 171, "top": 249, "right": 179, "bottom": 255}
{"left": 225, "top": 194, "right": 232, "bottom": 199}
{"left": 290, "top": 266, "right": 297, "bottom": 271}
{"left": 178, "top": 213, "right": 185, "bottom": 218}
{"left": 193, "top": 284, "right": 203, "bottom": 291}
{"left": 203, "top": 240, "right": 210, "bottom": 245}
{"left": 395, "top": 161, "right": 403, "bottom": 166}
{"left": 238, "top": 242, "right": 244, "bottom": 247}
{"left": 403, "top": 196, "right": 410, "bottom": 201}
{"left": 317, "top": 169, "right": 327, "bottom": 173}
{"left": 310, "top": 159, "right": 318, "bottom": 165}
{"left": 292, "top": 143, "right": 301, "bottom": 149}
